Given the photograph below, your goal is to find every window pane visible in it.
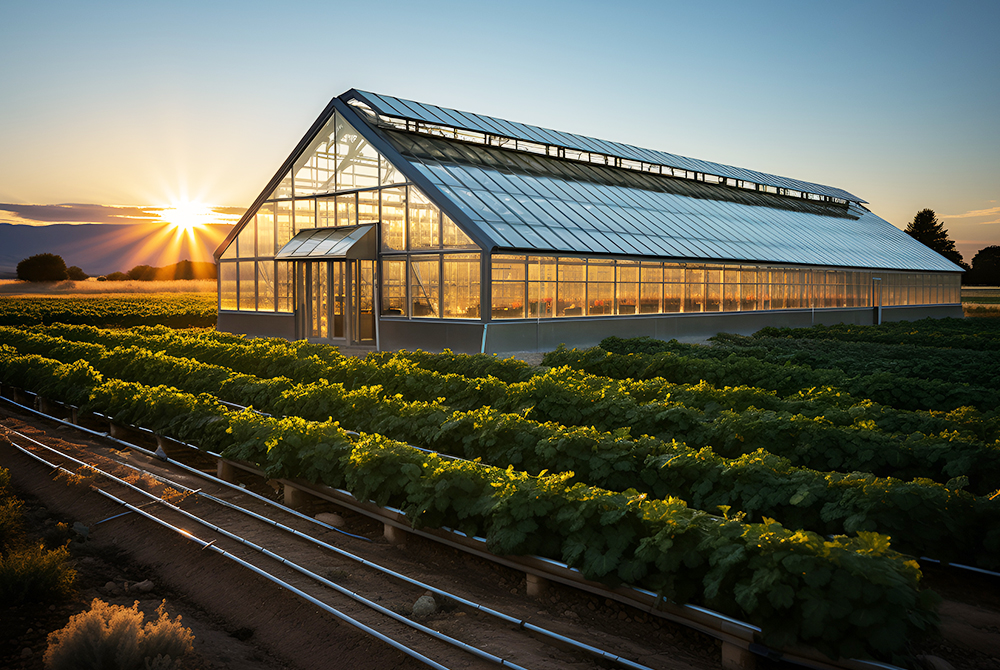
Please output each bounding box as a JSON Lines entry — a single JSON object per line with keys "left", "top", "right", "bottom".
{"left": 276, "top": 201, "right": 293, "bottom": 249}
{"left": 492, "top": 255, "right": 525, "bottom": 319}
{"left": 257, "top": 262, "right": 275, "bottom": 311}
{"left": 557, "top": 280, "right": 585, "bottom": 316}
{"left": 336, "top": 113, "right": 379, "bottom": 190}
{"left": 337, "top": 193, "right": 357, "bottom": 228}
{"left": 664, "top": 281, "right": 682, "bottom": 312}
{"left": 409, "top": 187, "right": 440, "bottom": 249}
{"left": 380, "top": 154, "right": 406, "bottom": 186}
{"left": 358, "top": 189, "right": 379, "bottom": 225}
{"left": 588, "top": 281, "right": 614, "bottom": 315}
{"left": 220, "top": 262, "right": 237, "bottom": 310}
{"left": 528, "top": 256, "right": 556, "bottom": 318}
{"left": 237, "top": 218, "right": 255, "bottom": 258}
{"left": 381, "top": 259, "right": 407, "bottom": 316}
{"left": 294, "top": 199, "right": 315, "bottom": 235}
{"left": 317, "top": 197, "right": 336, "bottom": 228}
{"left": 617, "top": 261, "right": 639, "bottom": 315}
{"left": 293, "top": 116, "right": 337, "bottom": 196}
{"left": 410, "top": 256, "right": 440, "bottom": 317}
{"left": 276, "top": 262, "right": 292, "bottom": 312}
{"left": 558, "top": 257, "right": 585, "bottom": 283}
{"left": 271, "top": 170, "right": 292, "bottom": 199}
{"left": 684, "top": 266, "right": 705, "bottom": 312}
{"left": 443, "top": 254, "right": 480, "bottom": 319}
{"left": 381, "top": 187, "right": 406, "bottom": 251}
{"left": 442, "top": 214, "right": 475, "bottom": 248}
{"left": 238, "top": 261, "right": 255, "bottom": 311}
{"left": 256, "top": 205, "right": 274, "bottom": 257}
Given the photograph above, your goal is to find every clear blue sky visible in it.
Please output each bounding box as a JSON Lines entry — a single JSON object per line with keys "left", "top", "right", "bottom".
{"left": 1, "top": 0, "right": 997, "bottom": 262}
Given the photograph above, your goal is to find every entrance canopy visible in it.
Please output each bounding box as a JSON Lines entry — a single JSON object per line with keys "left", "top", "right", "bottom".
{"left": 275, "top": 224, "right": 377, "bottom": 260}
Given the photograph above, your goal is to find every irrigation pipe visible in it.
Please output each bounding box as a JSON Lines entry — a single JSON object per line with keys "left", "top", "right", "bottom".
{"left": 4, "top": 421, "right": 654, "bottom": 670}
{"left": 3, "top": 428, "right": 535, "bottom": 670}
{"left": 2, "top": 436, "right": 451, "bottom": 670}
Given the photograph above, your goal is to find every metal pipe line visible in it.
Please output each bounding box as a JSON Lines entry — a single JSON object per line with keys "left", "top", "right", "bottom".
{"left": 2, "top": 436, "right": 451, "bottom": 670}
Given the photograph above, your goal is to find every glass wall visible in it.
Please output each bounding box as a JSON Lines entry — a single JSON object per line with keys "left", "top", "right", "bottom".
{"left": 220, "top": 110, "right": 481, "bottom": 317}
{"left": 489, "top": 255, "right": 958, "bottom": 319}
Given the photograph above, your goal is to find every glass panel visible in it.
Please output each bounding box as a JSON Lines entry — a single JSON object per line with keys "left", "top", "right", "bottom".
{"left": 588, "top": 281, "right": 614, "bottom": 316}
{"left": 639, "top": 263, "right": 661, "bottom": 314}
{"left": 706, "top": 282, "right": 722, "bottom": 312}
{"left": 355, "top": 261, "right": 375, "bottom": 342}
{"left": 276, "top": 201, "right": 293, "bottom": 249}
{"left": 442, "top": 214, "right": 475, "bottom": 248}
{"left": 293, "top": 115, "right": 338, "bottom": 196}
{"left": 257, "top": 261, "right": 275, "bottom": 311}
{"left": 381, "top": 259, "right": 407, "bottom": 316}
{"left": 443, "top": 253, "right": 480, "bottom": 319}
{"left": 664, "top": 280, "right": 682, "bottom": 313}
{"left": 557, "top": 258, "right": 586, "bottom": 317}
{"left": 238, "top": 261, "right": 255, "bottom": 311}
{"left": 410, "top": 256, "right": 440, "bottom": 317}
{"left": 740, "top": 268, "right": 757, "bottom": 311}
{"left": 337, "top": 193, "right": 357, "bottom": 228}
{"left": 409, "top": 187, "right": 440, "bottom": 250}
{"left": 358, "top": 189, "right": 379, "bottom": 224}
{"left": 237, "top": 218, "right": 255, "bottom": 258}
{"left": 256, "top": 205, "right": 275, "bottom": 257}
{"left": 336, "top": 113, "right": 380, "bottom": 190}
{"left": 492, "top": 255, "right": 525, "bottom": 319}
{"left": 381, "top": 187, "right": 406, "bottom": 251}
{"left": 528, "top": 256, "right": 556, "bottom": 318}
{"left": 617, "top": 261, "right": 639, "bottom": 315}
{"left": 276, "top": 261, "right": 292, "bottom": 312}
{"left": 684, "top": 266, "right": 705, "bottom": 313}
{"left": 221, "top": 237, "right": 237, "bottom": 259}
{"left": 271, "top": 170, "right": 292, "bottom": 199}
{"left": 220, "top": 262, "right": 237, "bottom": 310}
{"left": 294, "top": 199, "right": 315, "bottom": 234}
{"left": 331, "top": 262, "right": 345, "bottom": 338}
{"left": 312, "top": 262, "right": 328, "bottom": 338}
{"left": 317, "top": 197, "right": 336, "bottom": 228}
{"left": 380, "top": 154, "right": 406, "bottom": 186}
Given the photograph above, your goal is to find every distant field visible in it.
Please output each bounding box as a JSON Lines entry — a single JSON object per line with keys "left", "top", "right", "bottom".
{"left": 0, "top": 279, "right": 216, "bottom": 296}
{"left": 0, "top": 293, "right": 216, "bottom": 328}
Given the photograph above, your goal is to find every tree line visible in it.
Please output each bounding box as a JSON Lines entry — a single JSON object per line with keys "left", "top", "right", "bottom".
{"left": 15, "top": 254, "right": 217, "bottom": 282}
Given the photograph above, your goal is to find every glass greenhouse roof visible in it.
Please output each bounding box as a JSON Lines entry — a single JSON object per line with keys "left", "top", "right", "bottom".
{"left": 347, "top": 90, "right": 865, "bottom": 204}
{"left": 377, "top": 128, "right": 961, "bottom": 273}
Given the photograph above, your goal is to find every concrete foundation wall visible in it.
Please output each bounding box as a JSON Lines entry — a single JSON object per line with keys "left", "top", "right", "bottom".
{"left": 218, "top": 304, "right": 962, "bottom": 353}
{"left": 217, "top": 311, "right": 296, "bottom": 340}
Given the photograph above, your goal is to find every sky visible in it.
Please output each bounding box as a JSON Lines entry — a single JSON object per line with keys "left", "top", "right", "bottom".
{"left": 1, "top": 0, "right": 997, "bottom": 264}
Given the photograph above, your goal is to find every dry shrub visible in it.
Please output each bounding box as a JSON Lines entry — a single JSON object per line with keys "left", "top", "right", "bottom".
{"left": 54, "top": 465, "right": 99, "bottom": 488}
{"left": 44, "top": 598, "right": 194, "bottom": 670}
{"left": 0, "top": 543, "right": 76, "bottom": 605}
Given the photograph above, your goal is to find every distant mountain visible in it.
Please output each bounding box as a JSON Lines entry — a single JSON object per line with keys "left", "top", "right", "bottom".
{"left": 0, "top": 222, "right": 232, "bottom": 278}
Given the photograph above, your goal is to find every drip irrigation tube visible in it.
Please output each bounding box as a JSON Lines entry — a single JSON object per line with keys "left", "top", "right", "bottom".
{"left": 3, "top": 430, "right": 532, "bottom": 670}
{"left": 4, "top": 437, "right": 451, "bottom": 670}
{"left": 2, "top": 420, "right": 655, "bottom": 670}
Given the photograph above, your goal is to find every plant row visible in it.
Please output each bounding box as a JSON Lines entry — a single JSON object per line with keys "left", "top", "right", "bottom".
{"left": 26, "top": 325, "right": 1000, "bottom": 478}
{"left": 0, "top": 295, "right": 216, "bottom": 329}
{"left": 0, "top": 349, "right": 940, "bottom": 662}
{"left": 754, "top": 318, "right": 1000, "bottom": 352}
{"left": 3, "top": 335, "right": 999, "bottom": 570}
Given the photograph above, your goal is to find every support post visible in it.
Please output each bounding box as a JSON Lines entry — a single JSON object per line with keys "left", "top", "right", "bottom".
{"left": 216, "top": 458, "right": 237, "bottom": 483}
{"left": 384, "top": 523, "right": 406, "bottom": 545}
{"left": 526, "top": 573, "right": 549, "bottom": 597}
{"left": 284, "top": 483, "right": 310, "bottom": 509}
{"left": 721, "top": 642, "right": 756, "bottom": 670}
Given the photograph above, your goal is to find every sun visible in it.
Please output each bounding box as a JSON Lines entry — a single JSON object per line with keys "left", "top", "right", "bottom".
{"left": 160, "top": 201, "right": 213, "bottom": 233}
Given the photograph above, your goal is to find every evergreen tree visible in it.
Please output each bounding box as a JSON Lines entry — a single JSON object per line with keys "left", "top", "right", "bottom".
{"left": 904, "top": 209, "right": 965, "bottom": 266}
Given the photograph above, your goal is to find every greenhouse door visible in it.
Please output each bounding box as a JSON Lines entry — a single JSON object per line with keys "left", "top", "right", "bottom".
{"left": 299, "top": 261, "right": 346, "bottom": 341}
{"left": 297, "top": 260, "right": 375, "bottom": 346}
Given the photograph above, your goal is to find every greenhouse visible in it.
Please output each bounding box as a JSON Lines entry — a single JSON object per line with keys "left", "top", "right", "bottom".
{"left": 215, "top": 89, "right": 963, "bottom": 353}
